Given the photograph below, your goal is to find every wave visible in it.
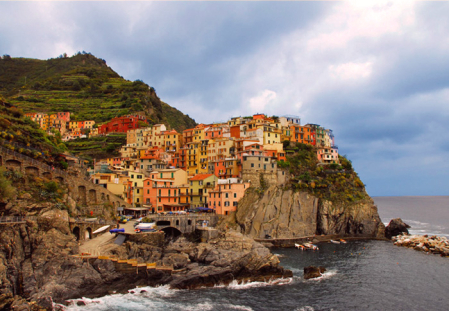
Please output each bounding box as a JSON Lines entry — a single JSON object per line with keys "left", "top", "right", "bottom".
{"left": 63, "top": 285, "right": 178, "bottom": 310}
{"left": 213, "top": 277, "right": 293, "bottom": 290}
{"left": 304, "top": 269, "right": 338, "bottom": 282}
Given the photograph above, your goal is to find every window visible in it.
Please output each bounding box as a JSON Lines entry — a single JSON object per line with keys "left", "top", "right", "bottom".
{"left": 234, "top": 193, "right": 237, "bottom": 198}
{"left": 137, "top": 189, "right": 140, "bottom": 194}
{"left": 225, "top": 193, "right": 228, "bottom": 198}
{"left": 251, "top": 163, "right": 254, "bottom": 168}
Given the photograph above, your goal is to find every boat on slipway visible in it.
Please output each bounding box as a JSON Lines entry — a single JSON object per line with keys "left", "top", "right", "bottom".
{"left": 295, "top": 243, "right": 319, "bottom": 251}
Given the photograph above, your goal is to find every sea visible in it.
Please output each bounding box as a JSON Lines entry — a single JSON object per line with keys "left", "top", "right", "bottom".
{"left": 65, "top": 196, "right": 449, "bottom": 311}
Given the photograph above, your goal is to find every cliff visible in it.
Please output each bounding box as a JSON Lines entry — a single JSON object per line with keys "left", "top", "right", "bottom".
{"left": 0, "top": 220, "right": 291, "bottom": 308}
{"left": 235, "top": 185, "right": 385, "bottom": 241}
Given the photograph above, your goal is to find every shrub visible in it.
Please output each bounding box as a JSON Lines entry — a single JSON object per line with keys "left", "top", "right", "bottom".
{"left": 0, "top": 168, "right": 16, "bottom": 200}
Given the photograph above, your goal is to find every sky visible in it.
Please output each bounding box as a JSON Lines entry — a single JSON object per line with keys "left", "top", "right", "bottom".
{"left": 1, "top": 1, "right": 449, "bottom": 197}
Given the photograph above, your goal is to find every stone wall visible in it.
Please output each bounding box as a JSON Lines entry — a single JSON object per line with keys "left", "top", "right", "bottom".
{"left": 0, "top": 146, "right": 131, "bottom": 218}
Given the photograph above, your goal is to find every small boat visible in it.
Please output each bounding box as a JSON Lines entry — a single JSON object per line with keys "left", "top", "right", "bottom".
{"left": 304, "top": 243, "right": 319, "bottom": 250}
{"left": 340, "top": 239, "right": 347, "bottom": 244}
{"left": 92, "top": 225, "right": 110, "bottom": 234}
{"left": 295, "top": 243, "right": 306, "bottom": 250}
{"left": 109, "top": 228, "right": 125, "bottom": 234}
{"left": 330, "top": 240, "right": 341, "bottom": 244}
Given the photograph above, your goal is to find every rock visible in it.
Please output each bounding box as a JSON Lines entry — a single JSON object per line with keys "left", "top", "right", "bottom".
{"left": 303, "top": 266, "right": 326, "bottom": 279}
{"left": 236, "top": 186, "right": 385, "bottom": 239}
{"left": 76, "top": 300, "right": 86, "bottom": 306}
{"left": 18, "top": 192, "right": 32, "bottom": 200}
{"left": 385, "top": 218, "right": 410, "bottom": 239}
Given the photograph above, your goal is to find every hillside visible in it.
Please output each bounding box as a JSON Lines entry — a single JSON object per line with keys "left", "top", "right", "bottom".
{"left": 0, "top": 53, "right": 196, "bottom": 132}
{"left": 0, "top": 100, "right": 68, "bottom": 167}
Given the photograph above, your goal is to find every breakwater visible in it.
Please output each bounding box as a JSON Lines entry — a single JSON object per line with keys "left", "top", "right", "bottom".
{"left": 392, "top": 234, "right": 449, "bottom": 257}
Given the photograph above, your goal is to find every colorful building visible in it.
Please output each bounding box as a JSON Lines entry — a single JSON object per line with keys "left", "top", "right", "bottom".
{"left": 208, "top": 178, "right": 250, "bottom": 215}
{"left": 99, "top": 115, "right": 148, "bottom": 134}
{"left": 188, "top": 174, "right": 218, "bottom": 208}
{"left": 143, "top": 169, "right": 188, "bottom": 212}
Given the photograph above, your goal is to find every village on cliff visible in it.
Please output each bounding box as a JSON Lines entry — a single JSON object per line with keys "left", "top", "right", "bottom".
{"left": 24, "top": 112, "right": 339, "bottom": 216}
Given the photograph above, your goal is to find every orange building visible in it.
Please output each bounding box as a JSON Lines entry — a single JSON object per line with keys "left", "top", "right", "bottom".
{"left": 143, "top": 169, "right": 188, "bottom": 213}
{"left": 289, "top": 125, "right": 315, "bottom": 145}
{"left": 208, "top": 179, "right": 250, "bottom": 215}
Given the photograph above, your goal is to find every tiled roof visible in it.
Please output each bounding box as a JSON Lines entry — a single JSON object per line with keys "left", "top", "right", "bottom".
{"left": 189, "top": 174, "right": 214, "bottom": 181}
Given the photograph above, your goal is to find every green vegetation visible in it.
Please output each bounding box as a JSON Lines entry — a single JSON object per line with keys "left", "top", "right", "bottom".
{"left": 283, "top": 142, "right": 367, "bottom": 203}
{"left": 0, "top": 103, "right": 68, "bottom": 166}
{"left": 64, "top": 132, "right": 127, "bottom": 160}
{"left": 0, "top": 167, "right": 16, "bottom": 201}
{"left": 0, "top": 53, "right": 196, "bottom": 132}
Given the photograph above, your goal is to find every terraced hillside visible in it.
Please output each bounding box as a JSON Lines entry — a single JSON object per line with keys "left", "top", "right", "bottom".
{"left": 0, "top": 53, "right": 196, "bottom": 131}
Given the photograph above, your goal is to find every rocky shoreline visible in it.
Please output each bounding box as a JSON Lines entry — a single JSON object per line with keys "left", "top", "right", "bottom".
{"left": 392, "top": 234, "right": 449, "bottom": 257}
{"left": 0, "top": 219, "right": 292, "bottom": 310}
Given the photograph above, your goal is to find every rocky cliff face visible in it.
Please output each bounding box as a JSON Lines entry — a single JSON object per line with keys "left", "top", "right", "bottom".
{"left": 235, "top": 185, "right": 385, "bottom": 240}
{"left": 0, "top": 216, "right": 291, "bottom": 308}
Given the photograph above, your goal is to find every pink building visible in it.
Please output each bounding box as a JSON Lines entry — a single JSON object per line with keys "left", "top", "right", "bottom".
{"left": 208, "top": 178, "right": 250, "bottom": 215}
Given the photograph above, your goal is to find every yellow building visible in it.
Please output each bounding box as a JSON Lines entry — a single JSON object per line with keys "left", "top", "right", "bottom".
{"left": 123, "top": 170, "right": 145, "bottom": 206}
{"left": 188, "top": 174, "right": 218, "bottom": 208}
{"left": 163, "top": 129, "right": 182, "bottom": 153}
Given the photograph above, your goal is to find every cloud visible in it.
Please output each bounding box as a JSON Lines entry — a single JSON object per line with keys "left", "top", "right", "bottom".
{"left": 329, "top": 62, "right": 373, "bottom": 80}
{"left": 248, "top": 90, "right": 277, "bottom": 114}
{"left": 2, "top": 1, "right": 449, "bottom": 195}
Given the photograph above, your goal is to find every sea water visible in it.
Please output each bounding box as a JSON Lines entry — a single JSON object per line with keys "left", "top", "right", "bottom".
{"left": 65, "top": 196, "right": 449, "bottom": 311}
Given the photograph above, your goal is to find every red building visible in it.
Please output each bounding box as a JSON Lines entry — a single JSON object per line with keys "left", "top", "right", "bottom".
{"left": 98, "top": 115, "right": 148, "bottom": 134}
{"left": 56, "top": 112, "right": 71, "bottom": 122}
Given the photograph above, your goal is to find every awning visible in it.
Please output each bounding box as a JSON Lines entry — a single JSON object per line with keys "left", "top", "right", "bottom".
{"left": 196, "top": 207, "right": 214, "bottom": 211}
{"left": 162, "top": 203, "right": 186, "bottom": 207}
{"left": 124, "top": 207, "right": 150, "bottom": 211}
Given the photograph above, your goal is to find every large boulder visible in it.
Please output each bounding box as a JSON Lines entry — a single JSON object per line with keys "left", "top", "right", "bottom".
{"left": 385, "top": 218, "right": 410, "bottom": 239}
{"left": 303, "top": 266, "right": 326, "bottom": 280}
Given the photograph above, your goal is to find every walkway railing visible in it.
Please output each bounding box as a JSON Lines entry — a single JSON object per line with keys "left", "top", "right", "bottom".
{"left": 71, "top": 217, "right": 116, "bottom": 225}
{"left": 0, "top": 216, "right": 38, "bottom": 223}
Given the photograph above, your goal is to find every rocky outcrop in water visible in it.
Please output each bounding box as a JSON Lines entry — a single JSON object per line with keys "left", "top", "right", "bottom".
{"left": 303, "top": 266, "right": 326, "bottom": 280}
{"left": 385, "top": 218, "right": 410, "bottom": 239}
{"left": 393, "top": 234, "right": 449, "bottom": 257}
{"left": 235, "top": 186, "right": 385, "bottom": 240}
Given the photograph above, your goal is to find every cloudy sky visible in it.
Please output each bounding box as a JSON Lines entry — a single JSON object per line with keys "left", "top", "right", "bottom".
{"left": 2, "top": 1, "right": 449, "bottom": 197}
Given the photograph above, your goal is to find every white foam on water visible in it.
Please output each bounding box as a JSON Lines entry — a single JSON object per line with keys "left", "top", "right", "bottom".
{"left": 225, "top": 277, "right": 293, "bottom": 290}
{"left": 221, "top": 304, "right": 253, "bottom": 311}
{"left": 184, "top": 302, "right": 215, "bottom": 311}
{"left": 404, "top": 219, "right": 430, "bottom": 226}
{"left": 305, "top": 269, "right": 338, "bottom": 282}
{"left": 288, "top": 267, "right": 303, "bottom": 274}
{"left": 295, "top": 306, "right": 315, "bottom": 311}
{"left": 64, "top": 285, "right": 178, "bottom": 310}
